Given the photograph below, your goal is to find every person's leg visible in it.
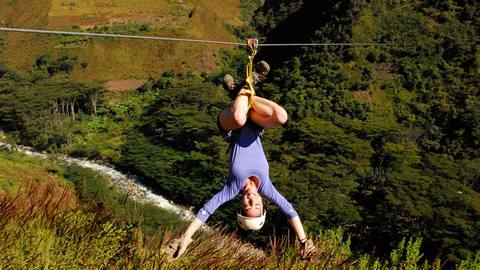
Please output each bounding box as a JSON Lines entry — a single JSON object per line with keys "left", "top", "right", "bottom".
{"left": 220, "top": 60, "right": 284, "bottom": 130}
{"left": 218, "top": 88, "right": 251, "bottom": 131}
{"left": 249, "top": 96, "right": 288, "bottom": 128}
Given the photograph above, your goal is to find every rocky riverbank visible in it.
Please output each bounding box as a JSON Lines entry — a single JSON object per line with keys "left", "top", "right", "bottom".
{"left": 0, "top": 141, "right": 194, "bottom": 221}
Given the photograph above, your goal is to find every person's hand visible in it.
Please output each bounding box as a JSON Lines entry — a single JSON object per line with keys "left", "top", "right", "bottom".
{"left": 161, "top": 236, "right": 193, "bottom": 261}
{"left": 299, "top": 239, "right": 316, "bottom": 260}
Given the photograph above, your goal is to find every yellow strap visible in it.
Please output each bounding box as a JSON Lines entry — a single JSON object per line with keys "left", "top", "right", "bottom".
{"left": 245, "top": 39, "right": 257, "bottom": 108}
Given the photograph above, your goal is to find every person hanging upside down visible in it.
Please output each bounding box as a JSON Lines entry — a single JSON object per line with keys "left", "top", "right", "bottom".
{"left": 162, "top": 61, "right": 316, "bottom": 260}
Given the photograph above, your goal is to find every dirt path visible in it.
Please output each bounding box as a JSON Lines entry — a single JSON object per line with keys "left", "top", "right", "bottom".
{"left": 105, "top": 79, "right": 147, "bottom": 92}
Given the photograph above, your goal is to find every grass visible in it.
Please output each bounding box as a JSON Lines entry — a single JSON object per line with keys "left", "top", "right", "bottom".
{"left": 63, "top": 164, "right": 186, "bottom": 235}
{"left": 48, "top": 0, "right": 172, "bottom": 17}
{"left": 3, "top": 179, "right": 477, "bottom": 269}
{"left": 0, "top": 0, "right": 241, "bottom": 82}
{"left": 1, "top": 148, "right": 479, "bottom": 269}
{"left": 0, "top": 146, "right": 69, "bottom": 195}
{"left": 0, "top": 147, "right": 185, "bottom": 235}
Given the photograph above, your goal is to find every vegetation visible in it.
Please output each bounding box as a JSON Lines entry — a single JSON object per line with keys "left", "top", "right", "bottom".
{"left": 0, "top": 0, "right": 479, "bottom": 268}
{"left": 1, "top": 148, "right": 479, "bottom": 269}
{"left": 248, "top": 0, "right": 480, "bottom": 265}
{"left": 0, "top": 0, "right": 240, "bottom": 81}
{"left": 0, "top": 147, "right": 185, "bottom": 233}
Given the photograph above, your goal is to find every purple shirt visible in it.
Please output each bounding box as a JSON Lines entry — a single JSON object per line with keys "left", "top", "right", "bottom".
{"left": 196, "top": 122, "right": 298, "bottom": 222}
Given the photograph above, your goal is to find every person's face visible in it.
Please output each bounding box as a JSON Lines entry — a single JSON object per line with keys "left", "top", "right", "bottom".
{"left": 241, "top": 181, "right": 263, "bottom": 217}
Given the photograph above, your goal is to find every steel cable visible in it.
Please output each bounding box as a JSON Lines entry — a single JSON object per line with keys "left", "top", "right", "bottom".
{"left": 0, "top": 27, "right": 394, "bottom": 47}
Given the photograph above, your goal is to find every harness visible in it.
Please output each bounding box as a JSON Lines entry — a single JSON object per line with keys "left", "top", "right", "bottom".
{"left": 245, "top": 38, "right": 258, "bottom": 108}
{"left": 223, "top": 38, "right": 263, "bottom": 152}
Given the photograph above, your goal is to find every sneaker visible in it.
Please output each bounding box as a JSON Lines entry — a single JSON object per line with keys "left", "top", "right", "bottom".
{"left": 223, "top": 61, "right": 270, "bottom": 100}
{"left": 255, "top": 60, "right": 270, "bottom": 77}
{"left": 223, "top": 74, "right": 242, "bottom": 100}
{"left": 223, "top": 74, "right": 235, "bottom": 91}
{"left": 252, "top": 60, "right": 270, "bottom": 86}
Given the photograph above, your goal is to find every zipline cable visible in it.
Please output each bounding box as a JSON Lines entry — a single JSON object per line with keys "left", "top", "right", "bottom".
{"left": 0, "top": 27, "right": 393, "bottom": 47}
{"left": 0, "top": 27, "right": 244, "bottom": 46}
{"left": 259, "top": 43, "right": 393, "bottom": 47}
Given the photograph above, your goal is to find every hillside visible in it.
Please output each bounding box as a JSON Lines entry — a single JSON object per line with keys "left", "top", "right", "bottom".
{"left": 0, "top": 0, "right": 241, "bottom": 82}
{"left": 1, "top": 0, "right": 480, "bottom": 268}
{"left": 1, "top": 147, "right": 479, "bottom": 269}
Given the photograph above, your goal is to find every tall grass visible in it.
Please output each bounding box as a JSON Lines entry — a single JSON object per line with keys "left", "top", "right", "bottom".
{"left": 1, "top": 182, "right": 479, "bottom": 269}
{"left": 0, "top": 181, "right": 264, "bottom": 269}
{"left": 0, "top": 180, "right": 316, "bottom": 269}
{"left": 1, "top": 150, "right": 479, "bottom": 269}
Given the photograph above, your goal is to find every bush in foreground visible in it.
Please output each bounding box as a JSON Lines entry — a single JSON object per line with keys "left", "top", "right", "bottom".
{"left": 1, "top": 182, "right": 479, "bottom": 269}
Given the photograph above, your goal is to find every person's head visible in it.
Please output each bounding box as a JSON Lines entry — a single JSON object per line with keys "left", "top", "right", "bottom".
{"left": 237, "top": 177, "right": 266, "bottom": 231}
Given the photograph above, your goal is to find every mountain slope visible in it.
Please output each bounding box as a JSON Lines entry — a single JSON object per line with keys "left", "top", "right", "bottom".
{"left": 0, "top": 0, "right": 242, "bottom": 82}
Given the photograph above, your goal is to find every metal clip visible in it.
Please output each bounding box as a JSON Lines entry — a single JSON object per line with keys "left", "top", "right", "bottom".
{"left": 246, "top": 38, "right": 258, "bottom": 56}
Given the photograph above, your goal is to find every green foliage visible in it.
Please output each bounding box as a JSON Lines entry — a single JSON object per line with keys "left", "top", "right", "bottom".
{"left": 275, "top": 118, "right": 373, "bottom": 228}
{"left": 63, "top": 164, "right": 185, "bottom": 234}
{"left": 1, "top": 0, "right": 479, "bottom": 266}
{"left": 381, "top": 141, "right": 421, "bottom": 169}
{"left": 224, "top": 0, "right": 262, "bottom": 40}
{"left": 0, "top": 78, "right": 104, "bottom": 150}
{"left": 388, "top": 238, "right": 424, "bottom": 269}
{"left": 33, "top": 54, "right": 84, "bottom": 79}
{"left": 0, "top": 63, "right": 7, "bottom": 78}
{"left": 57, "top": 34, "right": 91, "bottom": 47}
{"left": 457, "top": 250, "right": 480, "bottom": 270}
{"left": 0, "top": 38, "right": 5, "bottom": 78}
{"left": 252, "top": 0, "right": 304, "bottom": 35}
{"left": 249, "top": 0, "right": 480, "bottom": 264}
{"left": 119, "top": 79, "right": 231, "bottom": 208}
{"left": 89, "top": 22, "right": 151, "bottom": 35}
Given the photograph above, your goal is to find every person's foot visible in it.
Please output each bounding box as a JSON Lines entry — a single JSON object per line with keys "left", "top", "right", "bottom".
{"left": 252, "top": 60, "right": 270, "bottom": 86}
{"left": 223, "top": 74, "right": 242, "bottom": 100}
{"left": 223, "top": 74, "right": 235, "bottom": 91}
{"left": 223, "top": 61, "right": 270, "bottom": 100}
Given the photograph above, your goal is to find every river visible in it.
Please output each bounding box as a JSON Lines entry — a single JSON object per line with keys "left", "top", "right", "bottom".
{"left": 0, "top": 141, "right": 195, "bottom": 221}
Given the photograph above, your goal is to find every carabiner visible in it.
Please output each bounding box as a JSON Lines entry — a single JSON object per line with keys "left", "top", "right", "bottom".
{"left": 246, "top": 38, "right": 258, "bottom": 56}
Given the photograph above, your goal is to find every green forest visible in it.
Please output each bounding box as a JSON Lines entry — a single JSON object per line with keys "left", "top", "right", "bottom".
{"left": 1, "top": 0, "right": 479, "bottom": 268}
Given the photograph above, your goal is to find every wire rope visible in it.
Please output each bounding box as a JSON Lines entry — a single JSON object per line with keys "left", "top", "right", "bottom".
{"left": 0, "top": 27, "right": 394, "bottom": 47}
{"left": 0, "top": 27, "right": 244, "bottom": 46}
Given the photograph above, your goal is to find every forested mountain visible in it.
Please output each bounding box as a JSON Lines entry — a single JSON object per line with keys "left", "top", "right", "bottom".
{"left": 1, "top": 0, "right": 479, "bottom": 267}
{"left": 247, "top": 0, "right": 480, "bottom": 262}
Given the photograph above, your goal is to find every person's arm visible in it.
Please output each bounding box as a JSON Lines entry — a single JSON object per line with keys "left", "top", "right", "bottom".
{"left": 259, "top": 180, "right": 316, "bottom": 259}
{"left": 258, "top": 180, "right": 304, "bottom": 238}
{"left": 195, "top": 181, "right": 240, "bottom": 223}
{"left": 258, "top": 180, "right": 297, "bottom": 218}
{"left": 163, "top": 182, "right": 240, "bottom": 260}
{"left": 183, "top": 217, "right": 204, "bottom": 240}
{"left": 288, "top": 216, "right": 307, "bottom": 241}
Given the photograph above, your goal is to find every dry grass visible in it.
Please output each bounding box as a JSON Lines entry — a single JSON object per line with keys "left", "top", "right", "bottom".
{"left": 105, "top": 79, "right": 147, "bottom": 92}
{"left": 0, "top": 0, "right": 241, "bottom": 82}
{"left": 0, "top": 176, "right": 356, "bottom": 269}
{"left": 0, "top": 182, "right": 78, "bottom": 226}
{"left": 0, "top": 148, "right": 69, "bottom": 195}
{"left": 49, "top": 0, "right": 171, "bottom": 18}
{"left": 0, "top": 149, "right": 470, "bottom": 269}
